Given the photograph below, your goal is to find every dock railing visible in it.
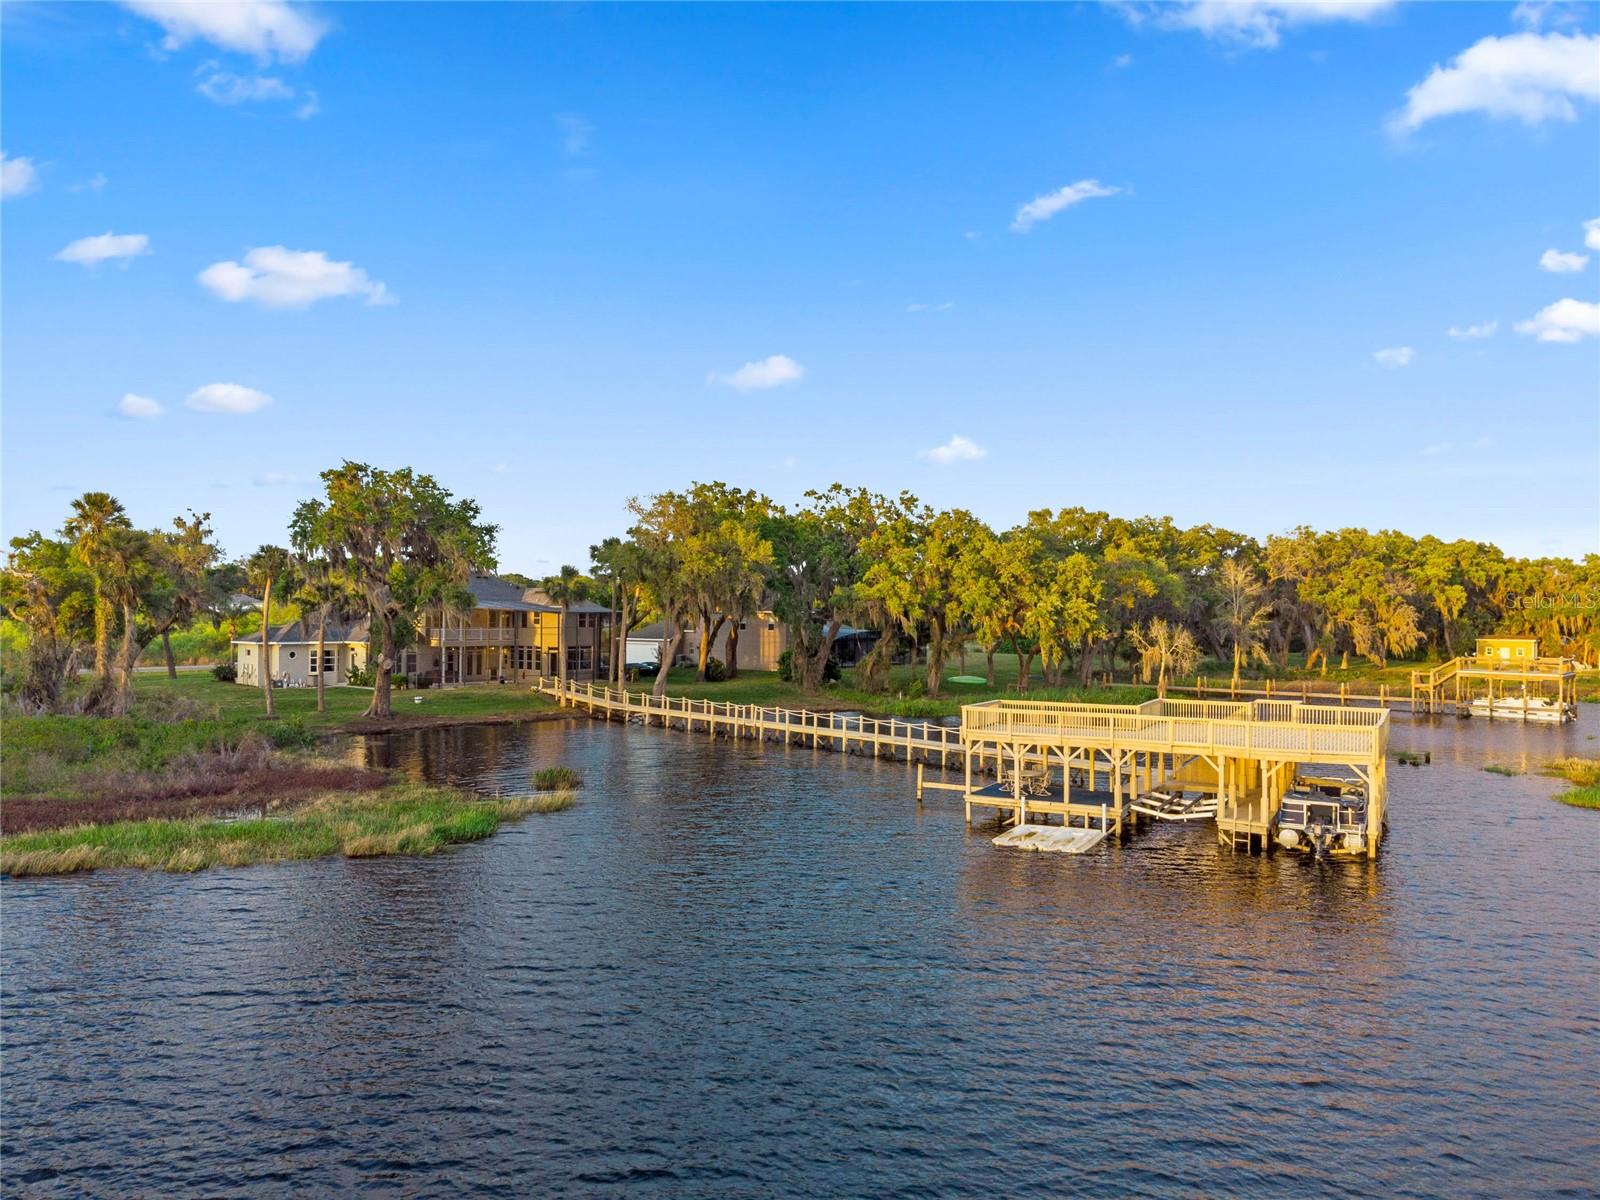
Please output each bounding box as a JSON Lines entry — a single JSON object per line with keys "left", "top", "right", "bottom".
{"left": 961, "top": 697, "right": 1387, "bottom": 761}
{"left": 531, "top": 676, "right": 968, "bottom": 764}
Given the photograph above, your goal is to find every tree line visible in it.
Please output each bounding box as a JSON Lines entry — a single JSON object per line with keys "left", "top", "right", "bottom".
{"left": 589, "top": 482, "right": 1599, "bottom": 699}
{"left": 6, "top": 467, "right": 1595, "bottom": 719}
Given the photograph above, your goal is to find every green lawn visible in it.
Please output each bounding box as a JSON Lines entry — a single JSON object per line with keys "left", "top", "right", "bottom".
{"left": 132, "top": 671, "right": 558, "bottom": 731}
{"left": 620, "top": 659, "right": 1152, "bottom": 719}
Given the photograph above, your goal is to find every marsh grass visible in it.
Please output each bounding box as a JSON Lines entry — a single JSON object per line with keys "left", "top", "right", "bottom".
{"left": 1483, "top": 764, "right": 1519, "bottom": 777}
{"left": 1543, "top": 757, "right": 1600, "bottom": 809}
{"left": 0, "top": 783, "right": 570, "bottom": 878}
{"left": 532, "top": 765, "right": 581, "bottom": 791}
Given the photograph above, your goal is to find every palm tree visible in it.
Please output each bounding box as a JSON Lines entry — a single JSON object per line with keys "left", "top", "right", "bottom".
{"left": 542, "top": 564, "right": 582, "bottom": 691}
{"left": 1131, "top": 617, "right": 1202, "bottom": 699}
{"left": 99, "top": 526, "right": 154, "bottom": 715}
{"left": 291, "top": 566, "right": 357, "bottom": 713}
{"left": 62, "top": 491, "right": 130, "bottom": 685}
{"left": 245, "top": 545, "right": 292, "bottom": 716}
{"left": 1213, "top": 558, "right": 1272, "bottom": 688}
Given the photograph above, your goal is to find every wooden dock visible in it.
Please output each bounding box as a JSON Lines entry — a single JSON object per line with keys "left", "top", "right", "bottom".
{"left": 532, "top": 676, "right": 966, "bottom": 766}
{"left": 1409, "top": 640, "right": 1580, "bottom": 721}
{"left": 534, "top": 679, "right": 1393, "bottom": 858}
{"left": 959, "top": 697, "right": 1390, "bottom": 856}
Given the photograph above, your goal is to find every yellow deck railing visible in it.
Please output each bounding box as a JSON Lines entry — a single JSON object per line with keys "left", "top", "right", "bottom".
{"left": 960, "top": 697, "right": 1388, "bottom": 762}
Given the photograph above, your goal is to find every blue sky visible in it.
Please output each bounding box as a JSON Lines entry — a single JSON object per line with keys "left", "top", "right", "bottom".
{"left": 3, "top": 1, "right": 1597, "bottom": 571}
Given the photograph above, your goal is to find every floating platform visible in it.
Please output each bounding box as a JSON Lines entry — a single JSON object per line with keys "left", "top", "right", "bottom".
{"left": 992, "top": 824, "right": 1108, "bottom": 854}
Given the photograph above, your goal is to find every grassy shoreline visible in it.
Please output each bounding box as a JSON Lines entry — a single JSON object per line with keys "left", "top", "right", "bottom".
{"left": 1544, "top": 758, "right": 1600, "bottom": 809}
{"left": 0, "top": 782, "right": 574, "bottom": 878}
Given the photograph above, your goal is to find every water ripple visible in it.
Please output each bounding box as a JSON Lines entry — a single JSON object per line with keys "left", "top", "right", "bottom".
{"left": 3, "top": 715, "right": 1597, "bottom": 1196}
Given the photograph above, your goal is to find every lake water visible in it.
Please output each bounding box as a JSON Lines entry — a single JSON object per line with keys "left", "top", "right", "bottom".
{"left": 4, "top": 713, "right": 1597, "bottom": 1197}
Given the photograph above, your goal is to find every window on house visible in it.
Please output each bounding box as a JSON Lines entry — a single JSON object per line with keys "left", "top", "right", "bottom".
{"left": 567, "top": 645, "right": 592, "bottom": 672}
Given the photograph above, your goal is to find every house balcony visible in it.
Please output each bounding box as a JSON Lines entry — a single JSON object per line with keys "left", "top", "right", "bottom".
{"left": 426, "top": 628, "right": 518, "bottom": 647}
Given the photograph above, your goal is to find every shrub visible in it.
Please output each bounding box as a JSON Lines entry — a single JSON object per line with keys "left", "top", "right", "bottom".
{"left": 136, "top": 690, "right": 215, "bottom": 725}
{"left": 268, "top": 716, "right": 317, "bottom": 751}
{"left": 704, "top": 656, "right": 727, "bottom": 683}
{"left": 533, "top": 765, "right": 581, "bottom": 791}
{"left": 347, "top": 664, "right": 372, "bottom": 687}
{"left": 211, "top": 661, "right": 237, "bottom": 683}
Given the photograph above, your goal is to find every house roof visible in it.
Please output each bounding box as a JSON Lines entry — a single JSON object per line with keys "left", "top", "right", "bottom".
{"left": 466, "top": 575, "right": 542, "bottom": 612}
{"left": 469, "top": 574, "right": 609, "bottom": 614}
{"left": 232, "top": 616, "right": 371, "bottom": 646}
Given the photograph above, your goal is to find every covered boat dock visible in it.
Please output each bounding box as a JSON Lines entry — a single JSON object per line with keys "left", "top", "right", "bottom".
{"left": 958, "top": 697, "right": 1390, "bottom": 856}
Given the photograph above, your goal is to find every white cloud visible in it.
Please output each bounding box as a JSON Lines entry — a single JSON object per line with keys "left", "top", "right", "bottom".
{"left": 556, "top": 113, "right": 593, "bottom": 156}
{"left": 963, "top": 230, "right": 982, "bottom": 241}
{"left": 1389, "top": 32, "right": 1600, "bottom": 134}
{"left": 707, "top": 354, "right": 805, "bottom": 391}
{"left": 1447, "top": 319, "right": 1498, "bottom": 339}
{"left": 117, "top": 393, "right": 163, "bottom": 420}
{"left": 1584, "top": 217, "right": 1600, "bottom": 251}
{"left": 1112, "top": 53, "right": 1134, "bottom": 68}
{"left": 253, "top": 472, "right": 298, "bottom": 486}
{"left": 1142, "top": 1, "right": 1395, "bottom": 50}
{"left": 187, "top": 382, "right": 273, "bottom": 413}
{"left": 1511, "top": 1, "right": 1588, "bottom": 31}
{"left": 1374, "top": 346, "right": 1414, "bottom": 368}
{"left": 120, "top": 0, "right": 327, "bottom": 63}
{"left": 1540, "top": 248, "right": 1589, "bottom": 273}
{"left": 198, "top": 246, "right": 393, "bottom": 308}
{"left": 1, "top": 152, "right": 40, "bottom": 199}
{"left": 1011, "top": 179, "right": 1120, "bottom": 233}
{"left": 907, "top": 301, "right": 954, "bottom": 312}
{"left": 69, "top": 172, "right": 109, "bottom": 193}
{"left": 295, "top": 89, "right": 320, "bottom": 119}
{"left": 1421, "top": 441, "right": 1453, "bottom": 457}
{"left": 1515, "top": 298, "right": 1600, "bottom": 343}
{"left": 55, "top": 231, "right": 152, "bottom": 266}
{"left": 196, "top": 67, "right": 294, "bottom": 104}
{"left": 919, "top": 434, "right": 988, "bottom": 465}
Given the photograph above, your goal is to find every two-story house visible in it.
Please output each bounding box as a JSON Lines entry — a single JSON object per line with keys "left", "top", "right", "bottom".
{"left": 232, "top": 574, "right": 611, "bottom": 688}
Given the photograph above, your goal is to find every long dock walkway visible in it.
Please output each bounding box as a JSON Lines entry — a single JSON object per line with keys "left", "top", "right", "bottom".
{"left": 533, "top": 679, "right": 1392, "bottom": 857}
{"left": 532, "top": 676, "right": 966, "bottom": 766}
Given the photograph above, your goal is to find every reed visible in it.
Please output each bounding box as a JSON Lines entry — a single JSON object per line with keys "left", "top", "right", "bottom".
{"left": 1544, "top": 757, "right": 1600, "bottom": 809}
{"left": 532, "top": 765, "right": 582, "bottom": 792}
{"left": 0, "top": 782, "right": 568, "bottom": 878}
